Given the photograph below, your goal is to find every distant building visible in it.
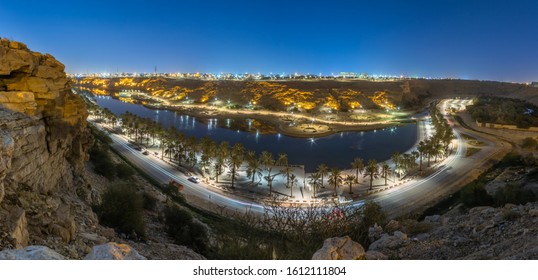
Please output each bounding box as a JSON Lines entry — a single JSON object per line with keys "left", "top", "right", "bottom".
{"left": 531, "top": 82, "right": 538, "bottom": 87}
{"left": 338, "top": 72, "right": 369, "bottom": 79}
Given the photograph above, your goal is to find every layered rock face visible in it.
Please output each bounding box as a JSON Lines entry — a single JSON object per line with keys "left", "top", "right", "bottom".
{"left": 0, "top": 39, "right": 91, "bottom": 249}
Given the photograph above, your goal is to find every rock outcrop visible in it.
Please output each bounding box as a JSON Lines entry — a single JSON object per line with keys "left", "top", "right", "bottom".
{"left": 84, "top": 242, "right": 146, "bottom": 260}
{"left": 0, "top": 39, "right": 209, "bottom": 260}
{"left": 0, "top": 245, "right": 65, "bottom": 260}
{"left": 0, "top": 39, "right": 91, "bottom": 251}
{"left": 0, "top": 243, "right": 145, "bottom": 260}
{"left": 362, "top": 203, "right": 538, "bottom": 259}
{"left": 312, "top": 236, "right": 365, "bottom": 260}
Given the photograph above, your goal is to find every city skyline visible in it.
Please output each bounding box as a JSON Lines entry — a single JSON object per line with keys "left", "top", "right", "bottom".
{"left": 2, "top": 0, "right": 538, "bottom": 82}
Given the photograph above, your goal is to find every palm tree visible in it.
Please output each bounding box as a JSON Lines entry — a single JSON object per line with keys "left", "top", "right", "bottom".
{"left": 214, "top": 142, "right": 229, "bottom": 183}
{"left": 391, "top": 152, "right": 401, "bottom": 180}
{"left": 317, "top": 164, "right": 329, "bottom": 188}
{"left": 213, "top": 156, "right": 225, "bottom": 183}
{"left": 246, "top": 156, "right": 262, "bottom": 184}
{"left": 308, "top": 172, "right": 321, "bottom": 198}
{"left": 442, "top": 128, "right": 454, "bottom": 153}
{"left": 276, "top": 153, "right": 288, "bottom": 167}
{"left": 431, "top": 140, "right": 444, "bottom": 162}
{"left": 364, "top": 159, "right": 379, "bottom": 190}
{"left": 246, "top": 150, "right": 257, "bottom": 163}
{"left": 227, "top": 143, "right": 245, "bottom": 188}
{"left": 425, "top": 138, "right": 433, "bottom": 167}
{"left": 289, "top": 174, "right": 298, "bottom": 198}
{"left": 344, "top": 174, "right": 356, "bottom": 194}
{"left": 260, "top": 151, "right": 275, "bottom": 195}
{"left": 328, "top": 168, "right": 343, "bottom": 197}
{"left": 417, "top": 140, "right": 427, "bottom": 172}
{"left": 381, "top": 162, "right": 390, "bottom": 185}
{"left": 280, "top": 165, "right": 293, "bottom": 188}
{"left": 351, "top": 158, "right": 364, "bottom": 183}
{"left": 199, "top": 136, "right": 215, "bottom": 176}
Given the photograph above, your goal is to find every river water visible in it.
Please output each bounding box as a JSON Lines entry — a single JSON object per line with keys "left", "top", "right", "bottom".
{"left": 90, "top": 94, "right": 417, "bottom": 172}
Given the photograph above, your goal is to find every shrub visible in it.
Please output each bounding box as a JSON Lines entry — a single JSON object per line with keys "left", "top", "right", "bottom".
{"left": 502, "top": 209, "right": 521, "bottom": 221}
{"left": 94, "top": 183, "right": 145, "bottom": 238}
{"left": 90, "top": 125, "right": 113, "bottom": 144}
{"left": 361, "top": 201, "right": 387, "bottom": 229}
{"left": 460, "top": 181, "right": 494, "bottom": 207}
{"left": 89, "top": 144, "right": 116, "bottom": 179}
{"left": 161, "top": 182, "right": 186, "bottom": 204}
{"left": 142, "top": 192, "right": 158, "bottom": 211}
{"left": 164, "top": 205, "right": 208, "bottom": 254}
{"left": 93, "top": 161, "right": 115, "bottom": 179}
{"left": 116, "top": 163, "right": 135, "bottom": 179}
{"left": 493, "top": 183, "right": 536, "bottom": 206}
{"left": 521, "top": 137, "right": 538, "bottom": 150}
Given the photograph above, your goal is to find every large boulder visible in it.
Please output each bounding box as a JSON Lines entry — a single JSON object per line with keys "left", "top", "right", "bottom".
{"left": 384, "top": 220, "right": 402, "bottom": 233}
{"left": 0, "top": 246, "right": 65, "bottom": 260}
{"left": 0, "top": 130, "right": 14, "bottom": 205}
{"left": 84, "top": 242, "right": 147, "bottom": 260}
{"left": 7, "top": 207, "right": 29, "bottom": 249}
{"left": 365, "top": 250, "right": 388, "bottom": 260}
{"left": 312, "top": 236, "right": 365, "bottom": 260}
{"left": 368, "top": 231, "right": 409, "bottom": 251}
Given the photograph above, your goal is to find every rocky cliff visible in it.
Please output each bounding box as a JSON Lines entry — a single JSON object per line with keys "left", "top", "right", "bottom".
{"left": 0, "top": 39, "right": 91, "bottom": 250}
{"left": 366, "top": 203, "right": 538, "bottom": 259}
{"left": 314, "top": 202, "right": 538, "bottom": 260}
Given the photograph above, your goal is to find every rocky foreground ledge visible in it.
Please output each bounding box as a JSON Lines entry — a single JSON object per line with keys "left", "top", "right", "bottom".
{"left": 0, "top": 242, "right": 146, "bottom": 260}
{"left": 313, "top": 202, "right": 538, "bottom": 260}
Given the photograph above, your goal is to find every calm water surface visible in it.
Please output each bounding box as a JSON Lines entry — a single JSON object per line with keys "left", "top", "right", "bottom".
{"left": 91, "top": 95, "right": 417, "bottom": 172}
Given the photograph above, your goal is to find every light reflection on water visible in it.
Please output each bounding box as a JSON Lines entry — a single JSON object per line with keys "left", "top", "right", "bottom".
{"left": 91, "top": 94, "right": 416, "bottom": 172}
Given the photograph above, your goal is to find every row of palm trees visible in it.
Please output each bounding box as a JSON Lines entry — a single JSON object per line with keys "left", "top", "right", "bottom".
{"left": 88, "top": 103, "right": 454, "bottom": 199}
{"left": 307, "top": 158, "right": 391, "bottom": 198}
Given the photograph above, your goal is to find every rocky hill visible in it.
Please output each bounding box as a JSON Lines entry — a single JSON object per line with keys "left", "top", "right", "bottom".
{"left": 0, "top": 39, "right": 205, "bottom": 259}
{"left": 1, "top": 39, "right": 92, "bottom": 250}
{"left": 312, "top": 202, "right": 538, "bottom": 260}
{"left": 75, "top": 76, "right": 538, "bottom": 111}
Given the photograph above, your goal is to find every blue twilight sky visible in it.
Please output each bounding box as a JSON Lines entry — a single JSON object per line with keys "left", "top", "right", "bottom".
{"left": 1, "top": 0, "right": 537, "bottom": 81}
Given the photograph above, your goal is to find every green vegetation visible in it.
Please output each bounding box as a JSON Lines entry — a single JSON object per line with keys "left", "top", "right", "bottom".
{"left": 89, "top": 143, "right": 116, "bottom": 180}
{"left": 142, "top": 192, "right": 158, "bottom": 211}
{"left": 89, "top": 125, "right": 113, "bottom": 144}
{"left": 493, "top": 183, "right": 536, "bottom": 206}
{"left": 210, "top": 201, "right": 386, "bottom": 259}
{"left": 115, "top": 162, "right": 135, "bottom": 179}
{"left": 163, "top": 205, "right": 209, "bottom": 254}
{"left": 460, "top": 181, "right": 493, "bottom": 207}
{"left": 89, "top": 125, "right": 137, "bottom": 180}
{"left": 160, "top": 181, "right": 187, "bottom": 204}
{"left": 467, "top": 96, "right": 538, "bottom": 128}
{"left": 468, "top": 140, "right": 485, "bottom": 146}
{"left": 459, "top": 152, "right": 537, "bottom": 208}
{"left": 460, "top": 133, "right": 476, "bottom": 141}
{"left": 465, "top": 147, "right": 481, "bottom": 157}
{"left": 461, "top": 133, "right": 484, "bottom": 146}
{"left": 94, "top": 183, "right": 146, "bottom": 239}
{"left": 521, "top": 137, "right": 538, "bottom": 150}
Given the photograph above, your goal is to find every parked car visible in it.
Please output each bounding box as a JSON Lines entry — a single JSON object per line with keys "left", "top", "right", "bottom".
{"left": 142, "top": 150, "right": 149, "bottom": 155}
{"left": 188, "top": 176, "right": 200, "bottom": 183}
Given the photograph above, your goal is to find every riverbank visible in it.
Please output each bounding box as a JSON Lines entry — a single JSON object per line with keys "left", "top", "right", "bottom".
{"left": 146, "top": 102, "right": 412, "bottom": 138}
